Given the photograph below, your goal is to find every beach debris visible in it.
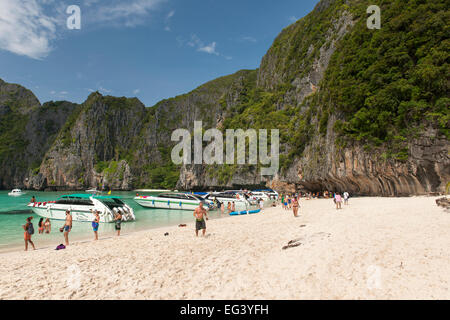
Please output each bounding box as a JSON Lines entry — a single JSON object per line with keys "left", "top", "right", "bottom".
{"left": 300, "top": 224, "right": 306, "bottom": 228}
{"left": 282, "top": 238, "right": 303, "bottom": 250}
{"left": 435, "top": 197, "right": 450, "bottom": 210}
{"left": 164, "top": 232, "right": 169, "bottom": 236}
{"left": 178, "top": 224, "right": 187, "bottom": 227}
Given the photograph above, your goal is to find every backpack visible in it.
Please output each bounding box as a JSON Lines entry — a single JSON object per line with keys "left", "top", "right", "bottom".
{"left": 27, "top": 223, "right": 34, "bottom": 235}
{"left": 55, "top": 244, "right": 66, "bottom": 250}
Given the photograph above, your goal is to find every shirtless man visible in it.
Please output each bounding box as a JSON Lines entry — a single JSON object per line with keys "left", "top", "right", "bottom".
{"left": 63, "top": 210, "right": 72, "bottom": 246}
{"left": 193, "top": 202, "right": 208, "bottom": 237}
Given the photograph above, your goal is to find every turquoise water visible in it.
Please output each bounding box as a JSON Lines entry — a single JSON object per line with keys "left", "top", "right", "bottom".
{"left": 0, "top": 191, "right": 244, "bottom": 252}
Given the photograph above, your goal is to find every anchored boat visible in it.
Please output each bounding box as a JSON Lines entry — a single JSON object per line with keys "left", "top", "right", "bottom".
{"left": 8, "top": 189, "right": 24, "bottom": 196}
{"left": 28, "top": 194, "right": 135, "bottom": 223}
{"left": 134, "top": 192, "right": 215, "bottom": 211}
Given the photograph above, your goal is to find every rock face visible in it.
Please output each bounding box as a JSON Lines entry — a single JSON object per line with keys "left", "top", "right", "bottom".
{"left": 0, "top": 0, "right": 448, "bottom": 195}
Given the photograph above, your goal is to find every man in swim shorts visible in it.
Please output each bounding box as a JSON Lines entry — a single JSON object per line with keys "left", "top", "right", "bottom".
{"left": 63, "top": 210, "right": 72, "bottom": 246}
{"left": 193, "top": 202, "right": 208, "bottom": 237}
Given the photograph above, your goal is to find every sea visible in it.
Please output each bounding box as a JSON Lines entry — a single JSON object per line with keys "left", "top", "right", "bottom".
{"left": 0, "top": 190, "right": 263, "bottom": 252}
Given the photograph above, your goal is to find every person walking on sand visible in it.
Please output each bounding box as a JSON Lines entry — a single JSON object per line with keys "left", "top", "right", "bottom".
{"left": 92, "top": 210, "right": 100, "bottom": 240}
{"left": 193, "top": 202, "right": 208, "bottom": 237}
{"left": 114, "top": 209, "right": 122, "bottom": 236}
{"left": 334, "top": 193, "right": 342, "bottom": 210}
{"left": 292, "top": 197, "right": 299, "bottom": 217}
{"left": 23, "top": 217, "right": 36, "bottom": 251}
{"left": 343, "top": 191, "right": 349, "bottom": 205}
{"left": 61, "top": 210, "right": 72, "bottom": 246}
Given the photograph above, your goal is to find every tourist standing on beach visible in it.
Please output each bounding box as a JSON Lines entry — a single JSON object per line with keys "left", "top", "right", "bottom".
{"left": 334, "top": 193, "right": 342, "bottom": 210}
{"left": 193, "top": 202, "right": 208, "bottom": 237}
{"left": 114, "top": 209, "right": 122, "bottom": 236}
{"left": 227, "top": 202, "right": 232, "bottom": 213}
{"left": 292, "top": 197, "right": 299, "bottom": 217}
{"left": 38, "top": 218, "right": 44, "bottom": 234}
{"left": 62, "top": 210, "right": 72, "bottom": 246}
{"left": 220, "top": 202, "right": 225, "bottom": 214}
{"left": 44, "top": 218, "right": 51, "bottom": 233}
{"left": 92, "top": 210, "right": 100, "bottom": 240}
{"left": 343, "top": 191, "right": 349, "bottom": 205}
{"left": 23, "top": 217, "right": 36, "bottom": 251}
{"left": 232, "top": 202, "right": 236, "bottom": 212}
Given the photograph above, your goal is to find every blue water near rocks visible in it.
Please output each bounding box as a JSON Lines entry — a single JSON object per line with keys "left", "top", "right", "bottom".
{"left": 0, "top": 191, "right": 236, "bottom": 252}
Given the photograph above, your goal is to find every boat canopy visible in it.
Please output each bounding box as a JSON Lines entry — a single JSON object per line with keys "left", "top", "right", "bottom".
{"left": 60, "top": 194, "right": 121, "bottom": 200}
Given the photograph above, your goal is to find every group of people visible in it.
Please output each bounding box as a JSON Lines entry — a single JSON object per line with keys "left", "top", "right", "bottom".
{"left": 333, "top": 191, "right": 350, "bottom": 210}
{"left": 279, "top": 194, "right": 300, "bottom": 217}
{"left": 22, "top": 206, "right": 124, "bottom": 251}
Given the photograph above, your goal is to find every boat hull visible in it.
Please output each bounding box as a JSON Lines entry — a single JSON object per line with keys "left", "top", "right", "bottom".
{"left": 134, "top": 198, "right": 201, "bottom": 211}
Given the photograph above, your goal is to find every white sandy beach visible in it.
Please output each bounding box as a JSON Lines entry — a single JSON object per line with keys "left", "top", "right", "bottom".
{"left": 0, "top": 196, "right": 448, "bottom": 300}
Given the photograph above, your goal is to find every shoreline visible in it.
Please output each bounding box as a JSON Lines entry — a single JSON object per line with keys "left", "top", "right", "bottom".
{"left": 0, "top": 208, "right": 234, "bottom": 255}
{"left": 0, "top": 196, "right": 448, "bottom": 299}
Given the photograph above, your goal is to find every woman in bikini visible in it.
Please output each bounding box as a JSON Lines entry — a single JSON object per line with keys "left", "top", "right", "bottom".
{"left": 292, "top": 198, "right": 299, "bottom": 217}
{"left": 38, "top": 218, "right": 44, "bottom": 234}
{"left": 44, "top": 218, "right": 51, "bottom": 233}
{"left": 23, "top": 217, "right": 36, "bottom": 251}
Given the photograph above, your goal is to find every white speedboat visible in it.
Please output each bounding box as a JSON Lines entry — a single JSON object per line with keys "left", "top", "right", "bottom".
{"left": 204, "top": 192, "right": 251, "bottom": 210}
{"left": 8, "top": 189, "right": 24, "bottom": 196}
{"left": 85, "top": 188, "right": 101, "bottom": 194}
{"left": 28, "top": 194, "right": 135, "bottom": 223}
{"left": 253, "top": 189, "right": 279, "bottom": 200}
{"left": 134, "top": 193, "right": 215, "bottom": 211}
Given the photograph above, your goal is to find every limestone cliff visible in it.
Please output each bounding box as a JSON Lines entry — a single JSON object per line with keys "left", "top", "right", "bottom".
{"left": 0, "top": 0, "right": 448, "bottom": 195}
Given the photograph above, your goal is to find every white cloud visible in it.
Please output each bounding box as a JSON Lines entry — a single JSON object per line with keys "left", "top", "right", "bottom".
{"left": 133, "top": 89, "right": 140, "bottom": 94}
{"left": 86, "top": 0, "right": 166, "bottom": 27}
{"left": 180, "top": 34, "right": 229, "bottom": 59}
{"left": 240, "top": 36, "right": 257, "bottom": 43}
{"left": 99, "top": 86, "right": 112, "bottom": 94}
{"left": 289, "top": 16, "right": 298, "bottom": 23}
{"left": 166, "top": 10, "right": 175, "bottom": 19}
{"left": 198, "top": 42, "right": 219, "bottom": 55}
{"left": 0, "top": 0, "right": 58, "bottom": 59}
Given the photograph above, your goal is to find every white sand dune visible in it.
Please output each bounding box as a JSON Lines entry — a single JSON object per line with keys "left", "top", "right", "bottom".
{"left": 0, "top": 196, "right": 448, "bottom": 300}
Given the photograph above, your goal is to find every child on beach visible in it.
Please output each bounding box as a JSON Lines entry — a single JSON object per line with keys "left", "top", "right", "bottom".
{"left": 92, "top": 210, "right": 100, "bottom": 240}
{"left": 23, "top": 217, "right": 36, "bottom": 251}
{"left": 334, "top": 193, "right": 342, "bottom": 210}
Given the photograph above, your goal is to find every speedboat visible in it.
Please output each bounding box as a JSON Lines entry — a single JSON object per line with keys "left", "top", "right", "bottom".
{"left": 134, "top": 193, "right": 215, "bottom": 211}
{"left": 8, "top": 189, "right": 24, "bottom": 196}
{"left": 203, "top": 192, "right": 251, "bottom": 210}
{"left": 253, "top": 189, "right": 279, "bottom": 200}
{"left": 28, "top": 194, "right": 135, "bottom": 223}
{"left": 85, "top": 188, "right": 101, "bottom": 194}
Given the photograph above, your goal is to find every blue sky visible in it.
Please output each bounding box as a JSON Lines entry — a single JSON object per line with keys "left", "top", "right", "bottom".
{"left": 0, "top": 0, "right": 319, "bottom": 107}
